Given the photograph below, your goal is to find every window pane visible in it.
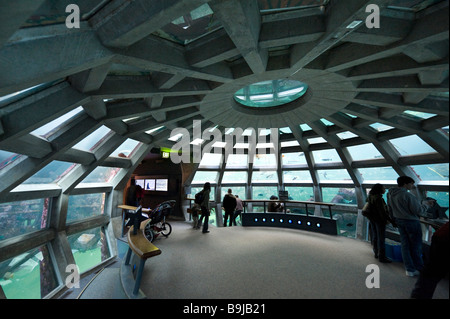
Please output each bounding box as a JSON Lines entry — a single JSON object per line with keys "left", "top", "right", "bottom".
{"left": 317, "top": 169, "right": 352, "bottom": 182}
{"left": 307, "top": 137, "right": 326, "bottom": 144}
{"left": 111, "top": 139, "right": 140, "bottom": 157}
{"left": 282, "top": 152, "right": 306, "bottom": 166}
{"left": 225, "top": 154, "right": 248, "bottom": 169}
{"left": 359, "top": 167, "right": 398, "bottom": 182}
{"left": 220, "top": 186, "right": 246, "bottom": 200}
{"left": 322, "top": 187, "right": 357, "bottom": 204}
{"left": 0, "top": 198, "right": 50, "bottom": 241}
{"left": 222, "top": 171, "right": 247, "bottom": 183}
{"left": 22, "top": 161, "right": 75, "bottom": 184}
{"left": 285, "top": 186, "right": 314, "bottom": 201}
{"left": 347, "top": 143, "right": 383, "bottom": 161}
{"left": 389, "top": 135, "right": 436, "bottom": 156}
{"left": 31, "top": 107, "right": 83, "bottom": 138}
{"left": 68, "top": 227, "right": 111, "bottom": 274}
{"left": 66, "top": 193, "right": 105, "bottom": 223}
{"left": 312, "top": 149, "right": 341, "bottom": 163}
{"left": 425, "top": 191, "right": 449, "bottom": 218}
{"left": 283, "top": 170, "right": 312, "bottom": 183}
{"left": 0, "top": 150, "right": 21, "bottom": 172}
{"left": 252, "top": 170, "right": 277, "bottom": 183}
{"left": 199, "top": 153, "right": 222, "bottom": 169}
{"left": 410, "top": 163, "right": 449, "bottom": 181}
{"left": 0, "top": 245, "right": 58, "bottom": 299}
{"left": 253, "top": 154, "right": 277, "bottom": 169}
{"left": 73, "top": 125, "right": 111, "bottom": 151}
{"left": 337, "top": 131, "right": 358, "bottom": 140}
{"left": 191, "top": 171, "right": 218, "bottom": 184}
{"left": 252, "top": 186, "right": 278, "bottom": 200}
{"left": 190, "top": 186, "right": 215, "bottom": 200}
{"left": 80, "top": 166, "right": 120, "bottom": 183}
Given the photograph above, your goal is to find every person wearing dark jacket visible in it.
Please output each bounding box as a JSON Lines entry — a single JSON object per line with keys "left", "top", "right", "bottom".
{"left": 222, "top": 189, "right": 237, "bottom": 227}
{"left": 197, "top": 182, "right": 211, "bottom": 233}
{"left": 366, "top": 183, "right": 393, "bottom": 263}
{"left": 387, "top": 176, "right": 435, "bottom": 276}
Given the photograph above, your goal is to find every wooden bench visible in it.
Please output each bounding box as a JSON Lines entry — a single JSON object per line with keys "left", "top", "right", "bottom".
{"left": 121, "top": 219, "right": 161, "bottom": 298}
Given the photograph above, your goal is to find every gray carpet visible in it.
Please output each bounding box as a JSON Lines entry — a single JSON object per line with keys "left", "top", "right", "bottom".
{"left": 139, "top": 221, "right": 448, "bottom": 299}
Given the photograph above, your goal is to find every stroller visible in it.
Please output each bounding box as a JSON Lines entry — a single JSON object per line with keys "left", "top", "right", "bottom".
{"left": 143, "top": 200, "right": 175, "bottom": 242}
{"left": 126, "top": 200, "right": 175, "bottom": 242}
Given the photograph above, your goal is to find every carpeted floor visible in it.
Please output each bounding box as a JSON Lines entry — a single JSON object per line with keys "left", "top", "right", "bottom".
{"left": 138, "top": 221, "right": 448, "bottom": 299}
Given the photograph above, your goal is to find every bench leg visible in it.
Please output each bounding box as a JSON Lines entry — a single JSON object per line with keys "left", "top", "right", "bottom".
{"left": 133, "top": 258, "right": 146, "bottom": 296}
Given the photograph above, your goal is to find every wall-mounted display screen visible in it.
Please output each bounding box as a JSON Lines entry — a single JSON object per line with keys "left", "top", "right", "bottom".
{"left": 156, "top": 179, "right": 168, "bottom": 191}
{"left": 144, "top": 179, "right": 156, "bottom": 191}
{"left": 135, "top": 179, "right": 145, "bottom": 189}
{"left": 135, "top": 176, "right": 169, "bottom": 192}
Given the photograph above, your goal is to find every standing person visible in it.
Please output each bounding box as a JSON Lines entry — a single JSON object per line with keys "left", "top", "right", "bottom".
{"left": 387, "top": 176, "right": 435, "bottom": 276}
{"left": 232, "top": 195, "right": 244, "bottom": 226}
{"left": 197, "top": 182, "right": 211, "bottom": 233}
{"left": 126, "top": 178, "right": 140, "bottom": 206}
{"left": 366, "top": 183, "right": 393, "bottom": 263}
{"left": 222, "top": 188, "right": 237, "bottom": 227}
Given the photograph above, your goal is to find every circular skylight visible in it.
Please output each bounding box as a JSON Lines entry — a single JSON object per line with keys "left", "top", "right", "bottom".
{"left": 234, "top": 79, "right": 308, "bottom": 108}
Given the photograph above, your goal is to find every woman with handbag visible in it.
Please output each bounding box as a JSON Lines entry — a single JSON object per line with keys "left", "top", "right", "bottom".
{"left": 365, "top": 183, "right": 394, "bottom": 263}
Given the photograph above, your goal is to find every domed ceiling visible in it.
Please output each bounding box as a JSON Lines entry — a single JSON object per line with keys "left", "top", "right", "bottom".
{"left": 0, "top": 0, "right": 448, "bottom": 192}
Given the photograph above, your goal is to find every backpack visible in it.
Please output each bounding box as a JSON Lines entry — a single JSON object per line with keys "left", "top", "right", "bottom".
{"left": 194, "top": 191, "right": 204, "bottom": 205}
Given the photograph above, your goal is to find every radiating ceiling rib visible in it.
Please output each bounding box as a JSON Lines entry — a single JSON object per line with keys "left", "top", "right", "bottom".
{"left": 209, "top": 0, "right": 267, "bottom": 74}
{"left": 91, "top": 0, "right": 211, "bottom": 48}
{"left": 0, "top": 23, "right": 114, "bottom": 96}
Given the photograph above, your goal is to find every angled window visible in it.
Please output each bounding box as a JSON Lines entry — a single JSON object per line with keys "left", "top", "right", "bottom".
{"left": 199, "top": 153, "right": 222, "bottom": 169}
{"left": 347, "top": 143, "right": 383, "bottom": 161}
{"left": 31, "top": 107, "right": 83, "bottom": 138}
{"left": 359, "top": 166, "right": 398, "bottom": 182}
{"left": 389, "top": 135, "right": 436, "bottom": 156}
{"left": 0, "top": 245, "right": 58, "bottom": 299}
{"left": 220, "top": 186, "right": 246, "bottom": 200}
{"left": 225, "top": 154, "right": 248, "bottom": 169}
{"left": 80, "top": 166, "right": 121, "bottom": 183}
{"left": 317, "top": 169, "right": 352, "bottom": 182}
{"left": 111, "top": 139, "right": 141, "bottom": 157}
{"left": 282, "top": 152, "right": 306, "bottom": 167}
{"left": 322, "top": 187, "right": 357, "bottom": 205}
{"left": 312, "top": 149, "right": 341, "bottom": 164}
{"left": 253, "top": 154, "right": 277, "bottom": 169}
{"left": 68, "top": 227, "right": 111, "bottom": 274}
{"left": 73, "top": 125, "right": 111, "bottom": 152}
{"left": 410, "top": 163, "right": 449, "bottom": 181}
{"left": 284, "top": 186, "right": 314, "bottom": 201}
{"left": 283, "top": 170, "right": 312, "bottom": 183}
{"left": 191, "top": 171, "right": 218, "bottom": 184}
{"left": 252, "top": 170, "right": 278, "bottom": 183}
{"left": 0, "top": 198, "right": 50, "bottom": 241}
{"left": 66, "top": 193, "right": 106, "bottom": 223}
{"left": 21, "top": 161, "right": 75, "bottom": 184}
{"left": 222, "top": 171, "right": 247, "bottom": 183}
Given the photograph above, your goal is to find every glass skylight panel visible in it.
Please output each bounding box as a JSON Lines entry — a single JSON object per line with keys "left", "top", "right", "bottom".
{"left": 389, "top": 135, "right": 436, "bottom": 156}
{"left": 312, "top": 149, "right": 341, "bottom": 163}
{"left": 300, "top": 124, "right": 312, "bottom": 131}
{"left": 307, "top": 137, "right": 327, "bottom": 144}
{"left": 337, "top": 131, "right": 358, "bottom": 139}
{"left": 320, "top": 118, "right": 334, "bottom": 126}
{"left": 111, "top": 139, "right": 140, "bottom": 157}
{"left": 403, "top": 110, "right": 436, "bottom": 119}
{"left": 347, "top": 143, "right": 383, "bottom": 161}
{"left": 198, "top": 153, "right": 222, "bottom": 168}
{"left": 222, "top": 171, "right": 247, "bottom": 183}
{"left": 282, "top": 152, "right": 307, "bottom": 166}
{"left": 370, "top": 123, "right": 394, "bottom": 132}
{"left": 31, "top": 106, "right": 83, "bottom": 138}
{"left": 252, "top": 170, "right": 278, "bottom": 183}
{"left": 0, "top": 150, "right": 21, "bottom": 172}
{"left": 146, "top": 126, "right": 165, "bottom": 135}
{"left": 281, "top": 140, "right": 299, "bottom": 147}
{"left": 73, "top": 125, "right": 111, "bottom": 151}
{"left": 283, "top": 170, "right": 312, "bottom": 183}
